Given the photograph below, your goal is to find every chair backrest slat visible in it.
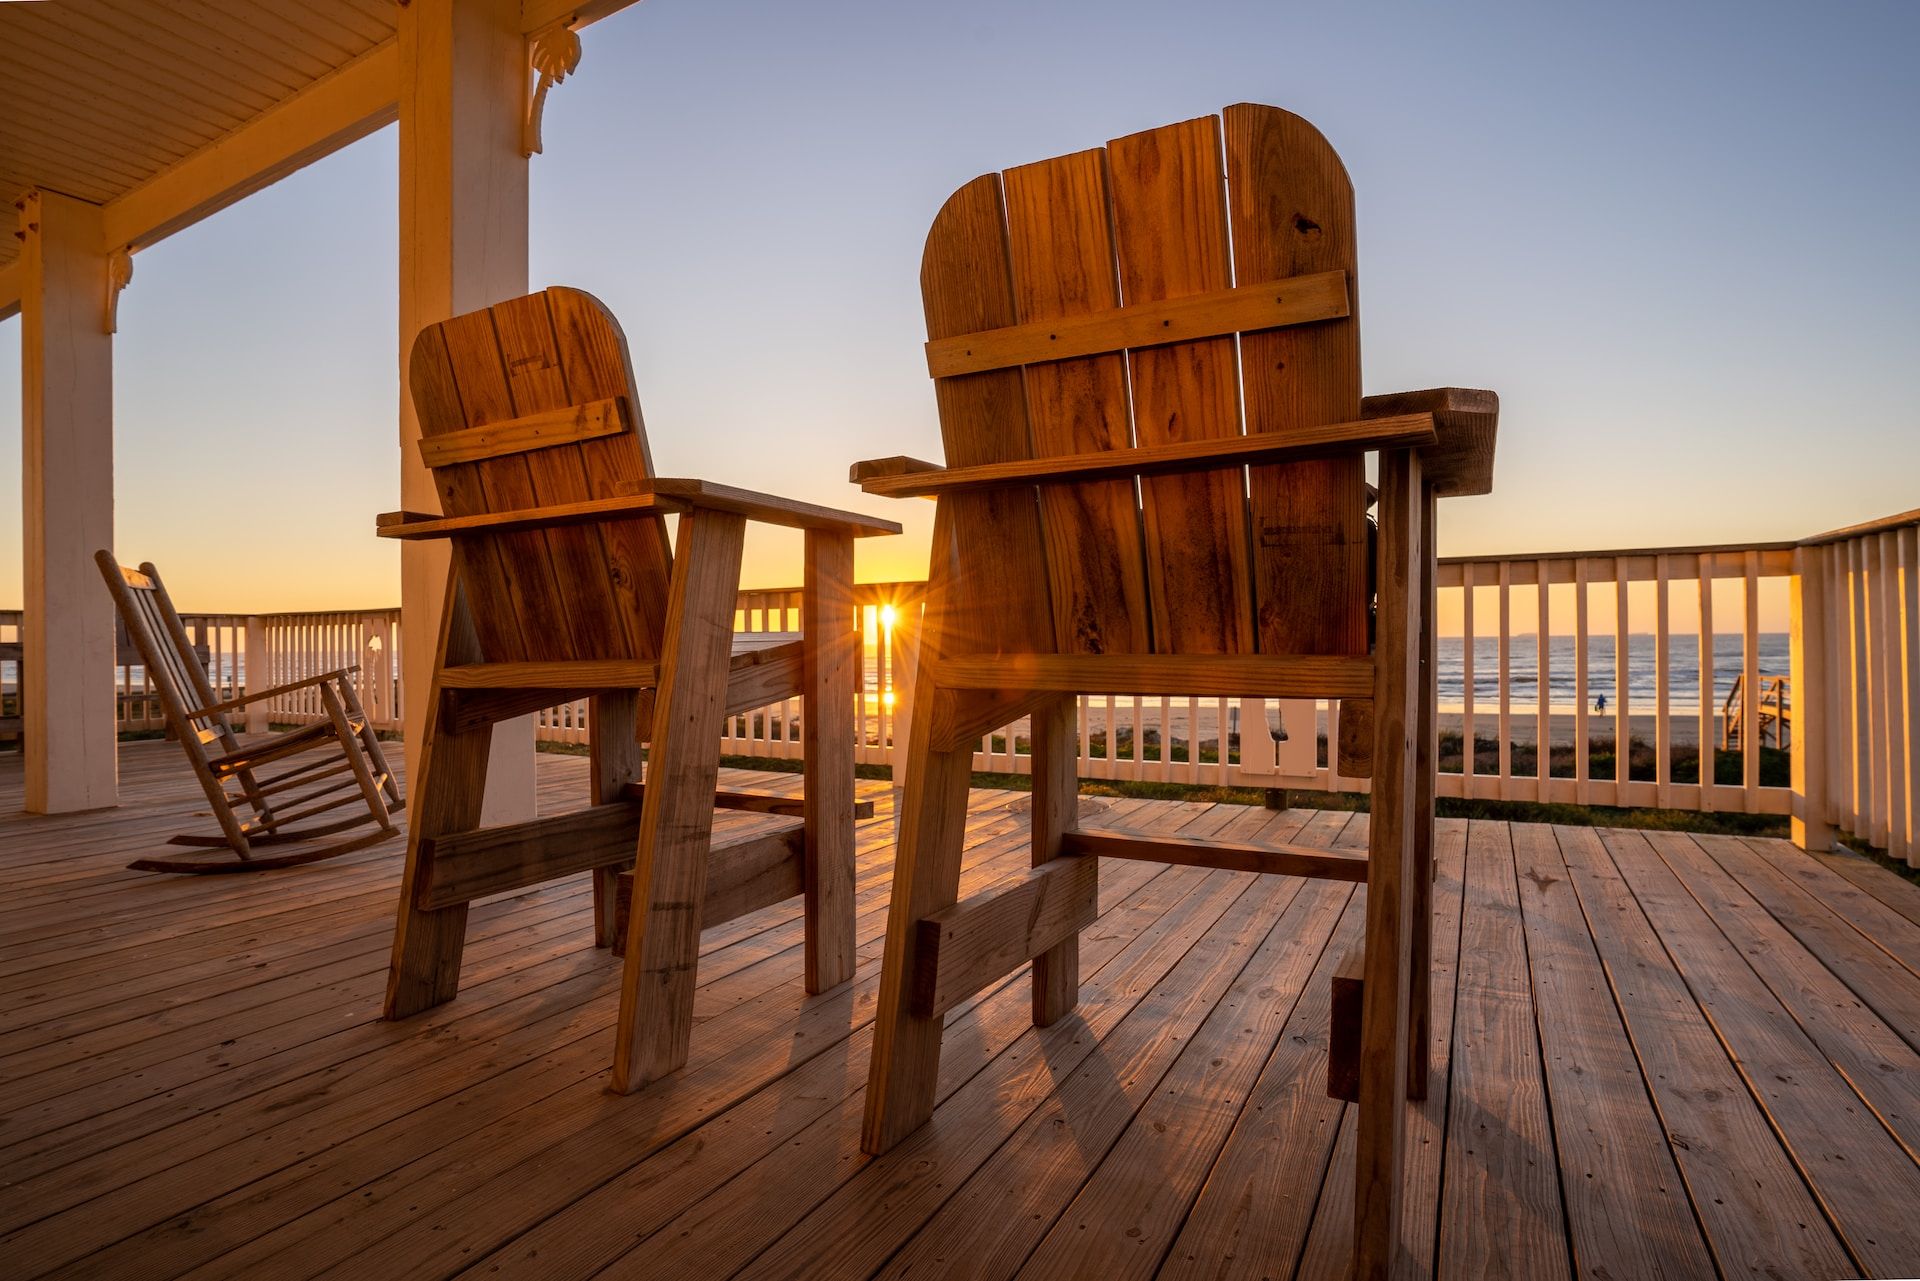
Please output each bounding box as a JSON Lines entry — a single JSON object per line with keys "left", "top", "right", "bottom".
{"left": 435, "top": 307, "right": 585, "bottom": 661}
{"left": 922, "top": 104, "right": 1370, "bottom": 661}
{"left": 919, "top": 177, "right": 1057, "bottom": 660}
{"left": 1109, "top": 113, "right": 1254, "bottom": 654}
{"left": 96, "top": 555, "right": 229, "bottom": 757}
{"left": 1224, "top": 103, "right": 1368, "bottom": 656}
{"left": 1003, "top": 149, "right": 1151, "bottom": 655}
{"left": 409, "top": 287, "right": 673, "bottom": 664}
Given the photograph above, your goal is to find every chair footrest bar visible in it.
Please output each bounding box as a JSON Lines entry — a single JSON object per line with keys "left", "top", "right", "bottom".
{"left": 1327, "top": 945, "right": 1365, "bottom": 1102}
{"left": 417, "top": 803, "right": 639, "bottom": 908}
{"left": 609, "top": 818, "right": 808, "bottom": 955}
{"left": 1062, "top": 827, "right": 1368, "bottom": 882}
{"left": 911, "top": 855, "right": 1098, "bottom": 1018}
{"left": 617, "top": 782, "right": 876, "bottom": 822}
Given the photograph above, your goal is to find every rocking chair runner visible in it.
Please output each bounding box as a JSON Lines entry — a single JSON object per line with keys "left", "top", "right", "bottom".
{"left": 375, "top": 287, "right": 899, "bottom": 1093}
{"left": 94, "top": 554, "right": 403, "bottom": 872}
{"left": 852, "top": 105, "right": 1496, "bottom": 1278}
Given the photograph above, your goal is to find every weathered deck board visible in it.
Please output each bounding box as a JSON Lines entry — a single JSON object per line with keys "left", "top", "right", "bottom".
{"left": 3, "top": 742, "right": 1919, "bottom": 1279}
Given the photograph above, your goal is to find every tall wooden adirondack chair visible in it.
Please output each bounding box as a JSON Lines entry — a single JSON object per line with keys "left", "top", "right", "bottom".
{"left": 95, "top": 554, "right": 404, "bottom": 872}
{"left": 376, "top": 287, "right": 899, "bottom": 1092}
{"left": 852, "top": 106, "right": 1496, "bottom": 1277}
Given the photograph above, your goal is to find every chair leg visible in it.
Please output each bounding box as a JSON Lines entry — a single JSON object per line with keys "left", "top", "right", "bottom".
{"left": 802, "top": 529, "right": 858, "bottom": 993}
{"left": 384, "top": 714, "right": 492, "bottom": 1017}
{"left": 610, "top": 510, "right": 746, "bottom": 1093}
{"left": 231, "top": 765, "right": 278, "bottom": 829}
{"left": 1409, "top": 488, "right": 1439, "bottom": 1101}
{"left": 385, "top": 574, "right": 490, "bottom": 1019}
{"left": 1029, "top": 693, "right": 1081, "bottom": 1026}
{"left": 198, "top": 765, "right": 255, "bottom": 859}
{"left": 591, "top": 689, "right": 644, "bottom": 950}
{"left": 322, "top": 680, "right": 397, "bottom": 834}
{"left": 861, "top": 683, "right": 976, "bottom": 1155}
{"left": 339, "top": 675, "right": 403, "bottom": 808}
{"left": 1353, "top": 448, "right": 1424, "bottom": 1281}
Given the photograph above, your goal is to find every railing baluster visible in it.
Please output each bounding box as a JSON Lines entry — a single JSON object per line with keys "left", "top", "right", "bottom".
{"left": 1615, "top": 557, "right": 1631, "bottom": 805}
{"left": 1655, "top": 554, "right": 1671, "bottom": 809}
{"left": 1498, "top": 561, "right": 1512, "bottom": 800}
{"left": 1461, "top": 562, "right": 1475, "bottom": 800}
{"left": 1826, "top": 542, "right": 1849, "bottom": 835}
{"left": 1697, "top": 554, "right": 1715, "bottom": 812}
{"left": 1899, "top": 526, "right": 1920, "bottom": 865}
{"left": 1871, "top": 534, "right": 1897, "bottom": 850}
{"left": 1744, "top": 549, "right": 1763, "bottom": 815}
{"left": 1574, "top": 558, "right": 1590, "bottom": 805}
{"left": 1536, "top": 560, "right": 1551, "bottom": 799}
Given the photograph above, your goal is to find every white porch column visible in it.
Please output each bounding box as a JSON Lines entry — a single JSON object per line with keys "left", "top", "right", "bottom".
{"left": 18, "top": 190, "right": 117, "bottom": 814}
{"left": 397, "top": 0, "right": 536, "bottom": 822}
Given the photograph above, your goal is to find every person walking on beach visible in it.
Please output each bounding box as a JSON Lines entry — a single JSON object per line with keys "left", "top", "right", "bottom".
{"left": 1595, "top": 693, "right": 1607, "bottom": 715}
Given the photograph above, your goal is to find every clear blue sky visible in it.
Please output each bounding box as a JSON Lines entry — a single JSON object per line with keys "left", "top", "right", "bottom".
{"left": 2, "top": 0, "right": 1916, "bottom": 617}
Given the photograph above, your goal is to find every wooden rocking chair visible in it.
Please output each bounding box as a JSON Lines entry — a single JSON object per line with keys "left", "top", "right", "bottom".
{"left": 375, "top": 287, "right": 900, "bottom": 1093}
{"left": 94, "top": 554, "right": 404, "bottom": 872}
{"left": 851, "top": 105, "right": 1497, "bottom": 1278}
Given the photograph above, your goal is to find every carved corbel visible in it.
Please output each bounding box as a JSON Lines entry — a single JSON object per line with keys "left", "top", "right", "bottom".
{"left": 524, "top": 23, "right": 583, "bottom": 158}
{"left": 106, "top": 248, "right": 133, "bottom": 334}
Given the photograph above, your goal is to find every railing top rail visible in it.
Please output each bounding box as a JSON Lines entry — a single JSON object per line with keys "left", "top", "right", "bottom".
{"left": 254, "top": 607, "right": 403, "bottom": 620}
{"left": 1437, "top": 540, "right": 1798, "bottom": 566}
{"left": 737, "top": 583, "right": 929, "bottom": 603}
{"left": 1798, "top": 506, "right": 1920, "bottom": 547}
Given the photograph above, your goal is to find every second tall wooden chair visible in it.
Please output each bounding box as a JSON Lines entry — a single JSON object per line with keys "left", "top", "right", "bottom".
{"left": 851, "top": 105, "right": 1497, "bottom": 1278}
{"left": 377, "top": 287, "right": 899, "bottom": 1091}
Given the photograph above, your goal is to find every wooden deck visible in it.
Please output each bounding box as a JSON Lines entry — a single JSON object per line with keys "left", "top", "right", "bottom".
{"left": 4, "top": 742, "right": 1920, "bottom": 1280}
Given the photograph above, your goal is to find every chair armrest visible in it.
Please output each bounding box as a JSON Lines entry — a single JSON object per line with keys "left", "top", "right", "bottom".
{"left": 852, "top": 413, "right": 1436, "bottom": 499}
{"left": 188, "top": 668, "right": 358, "bottom": 718}
{"left": 377, "top": 496, "right": 673, "bottom": 539}
{"left": 619, "top": 479, "right": 902, "bottom": 536}
{"left": 377, "top": 483, "right": 900, "bottom": 541}
{"left": 850, "top": 456, "right": 946, "bottom": 484}
{"left": 1362, "top": 387, "right": 1498, "bottom": 497}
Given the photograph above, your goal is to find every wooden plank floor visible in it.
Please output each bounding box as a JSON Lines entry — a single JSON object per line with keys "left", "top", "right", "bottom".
{"left": 4, "top": 741, "right": 1920, "bottom": 1279}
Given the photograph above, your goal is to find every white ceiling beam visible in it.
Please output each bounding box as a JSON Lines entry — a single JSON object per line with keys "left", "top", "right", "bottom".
{"left": 520, "top": 0, "right": 647, "bottom": 35}
{"left": 99, "top": 41, "right": 401, "bottom": 256}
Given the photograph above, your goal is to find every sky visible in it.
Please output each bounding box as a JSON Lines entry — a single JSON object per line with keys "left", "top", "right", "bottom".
{"left": 2, "top": 0, "right": 1916, "bottom": 633}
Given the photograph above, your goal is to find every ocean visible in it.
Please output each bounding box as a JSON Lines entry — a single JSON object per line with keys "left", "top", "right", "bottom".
{"left": 1437, "top": 633, "right": 1789, "bottom": 713}
{"left": 16, "top": 633, "right": 1792, "bottom": 721}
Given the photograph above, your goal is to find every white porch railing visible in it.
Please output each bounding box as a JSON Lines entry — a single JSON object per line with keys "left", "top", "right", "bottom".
{"left": 7, "top": 510, "right": 1913, "bottom": 860}
{"left": 1797, "top": 511, "right": 1919, "bottom": 862}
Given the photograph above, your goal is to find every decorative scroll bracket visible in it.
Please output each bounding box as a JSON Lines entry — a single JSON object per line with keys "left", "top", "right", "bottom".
{"left": 524, "top": 23, "right": 583, "bottom": 158}
{"left": 106, "top": 248, "right": 133, "bottom": 334}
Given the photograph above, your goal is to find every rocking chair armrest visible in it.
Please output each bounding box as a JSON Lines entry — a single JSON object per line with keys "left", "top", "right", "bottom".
{"left": 376, "top": 484, "right": 901, "bottom": 541}
{"left": 1361, "top": 387, "right": 1498, "bottom": 498}
{"left": 850, "top": 413, "right": 1437, "bottom": 500}
{"left": 188, "top": 668, "right": 359, "bottom": 718}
